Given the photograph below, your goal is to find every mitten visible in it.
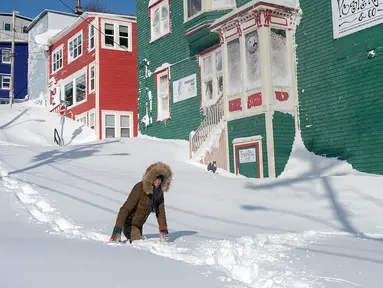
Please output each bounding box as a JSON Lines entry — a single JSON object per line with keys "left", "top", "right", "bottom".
{"left": 110, "top": 227, "right": 122, "bottom": 242}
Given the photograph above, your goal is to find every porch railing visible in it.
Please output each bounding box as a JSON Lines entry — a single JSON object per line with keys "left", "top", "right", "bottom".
{"left": 189, "top": 94, "right": 225, "bottom": 157}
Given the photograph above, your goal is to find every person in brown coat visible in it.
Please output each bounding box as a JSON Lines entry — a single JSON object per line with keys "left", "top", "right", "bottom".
{"left": 110, "top": 162, "right": 172, "bottom": 243}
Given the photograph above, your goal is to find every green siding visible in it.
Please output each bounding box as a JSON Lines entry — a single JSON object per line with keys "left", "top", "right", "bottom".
{"left": 228, "top": 114, "right": 269, "bottom": 177}
{"left": 137, "top": 0, "right": 203, "bottom": 140}
{"left": 273, "top": 112, "right": 295, "bottom": 177}
{"left": 236, "top": 0, "right": 252, "bottom": 7}
{"left": 296, "top": 1, "right": 383, "bottom": 174}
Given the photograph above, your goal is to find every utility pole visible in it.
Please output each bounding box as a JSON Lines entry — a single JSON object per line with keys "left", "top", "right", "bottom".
{"left": 9, "top": 8, "right": 16, "bottom": 108}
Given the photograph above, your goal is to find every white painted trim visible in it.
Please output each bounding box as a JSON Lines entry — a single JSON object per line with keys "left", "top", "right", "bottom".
{"left": 101, "top": 110, "right": 134, "bottom": 139}
{"left": 155, "top": 69, "right": 171, "bottom": 122}
{"left": 51, "top": 44, "right": 64, "bottom": 74}
{"left": 88, "top": 19, "right": 96, "bottom": 52}
{"left": 183, "top": 0, "right": 235, "bottom": 23}
{"left": 58, "top": 66, "right": 87, "bottom": 109}
{"left": 88, "top": 108, "right": 96, "bottom": 129}
{"left": 1, "top": 48, "right": 11, "bottom": 64}
{"left": 149, "top": 0, "right": 171, "bottom": 43}
{"left": 95, "top": 16, "right": 100, "bottom": 140}
{"left": 232, "top": 137, "right": 264, "bottom": 178}
{"left": 88, "top": 62, "right": 96, "bottom": 94}
{"left": 67, "top": 30, "right": 83, "bottom": 64}
{"left": 100, "top": 19, "right": 133, "bottom": 52}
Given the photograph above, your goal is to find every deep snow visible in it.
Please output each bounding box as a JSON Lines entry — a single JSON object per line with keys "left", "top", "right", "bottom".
{"left": 1, "top": 103, "right": 383, "bottom": 288}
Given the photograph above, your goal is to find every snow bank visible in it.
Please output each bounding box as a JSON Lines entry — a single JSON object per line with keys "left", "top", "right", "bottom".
{"left": 0, "top": 103, "right": 96, "bottom": 146}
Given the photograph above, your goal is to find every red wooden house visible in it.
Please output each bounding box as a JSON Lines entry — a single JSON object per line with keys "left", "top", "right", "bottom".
{"left": 48, "top": 12, "right": 137, "bottom": 139}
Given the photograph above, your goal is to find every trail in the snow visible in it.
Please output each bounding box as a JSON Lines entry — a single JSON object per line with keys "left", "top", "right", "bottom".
{"left": 1, "top": 163, "right": 336, "bottom": 288}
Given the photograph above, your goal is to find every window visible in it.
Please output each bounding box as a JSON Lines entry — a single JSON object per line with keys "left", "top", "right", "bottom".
{"left": 201, "top": 48, "right": 223, "bottom": 108}
{"left": 76, "top": 115, "right": 86, "bottom": 125}
{"left": 184, "top": 0, "right": 234, "bottom": 21}
{"left": 52, "top": 47, "right": 63, "bottom": 73}
{"left": 4, "top": 23, "right": 11, "bottom": 31}
{"left": 63, "top": 72, "right": 87, "bottom": 107}
{"left": 149, "top": 0, "right": 170, "bottom": 42}
{"left": 89, "top": 64, "right": 95, "bottom": 93}
{"left": 68, "top": 31, "right": 83, "bottom": 62}
{"left": 1, "top": 75, "right": 11, "bottom": 90}
{"left": 227, "top": 38, "right": 241, "bottom": 96}
{"left": 156, "top": 69, "right": 170, "bottom": 121}
{"left": 245, "top": 30, "right": 261, "bottom": 90}
{"left": 270, "top": 28, "right": 289, "bottom": 87}
{"left": 89, "top": 22, "right": 95, "bottom": 50}
{"left": 105, "top": 114, "right": 115, "bottom": 138}
{"left": 89, "top": 112, "right": 95, "bottom": 129}
{"left": 102, "top": 21, "right": 132, "bottom": 51}
{"left": 102, "top": 111, "right": 133, "bottom": 139}
{"left": 120, "top": 115, "right": 131, "bottom": 137}
{"left": 22, "top": 26, "right": 28, "bottom": 33}
{"left": 2, "top": 49, "right": 11, "bottom": 64}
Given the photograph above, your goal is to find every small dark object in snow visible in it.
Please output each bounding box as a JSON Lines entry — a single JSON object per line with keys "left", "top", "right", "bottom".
{"left": 207, "top": 161, "right": 217, "bottom": 173}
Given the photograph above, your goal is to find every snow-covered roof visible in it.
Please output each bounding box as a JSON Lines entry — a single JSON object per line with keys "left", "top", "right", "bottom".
{"left": 34, "top": 29, "right": 62, "bottom": 49}
{"left": 210, "top": 0, "right": 299, "bottom": 30}
{"left": 26, "top": 9, "right": 78, "bottom": 32}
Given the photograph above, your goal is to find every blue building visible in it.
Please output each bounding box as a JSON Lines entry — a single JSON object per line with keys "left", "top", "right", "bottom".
{"left": 0, "top": 12, "right": 32, "bottom": 103}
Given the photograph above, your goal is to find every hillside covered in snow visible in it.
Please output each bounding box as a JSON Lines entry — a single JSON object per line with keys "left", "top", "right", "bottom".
{"left": 1, "top": 103, "right": 383, "bottom": 288}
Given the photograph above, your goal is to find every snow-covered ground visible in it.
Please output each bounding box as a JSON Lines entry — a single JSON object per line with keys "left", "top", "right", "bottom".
{"left": 1, "top": 103, "right": 383, "bottom": 288}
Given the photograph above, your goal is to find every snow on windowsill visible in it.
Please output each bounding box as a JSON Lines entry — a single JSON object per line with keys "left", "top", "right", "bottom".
{"left": 154, "top": 63, "right": 171, "bottom": 74}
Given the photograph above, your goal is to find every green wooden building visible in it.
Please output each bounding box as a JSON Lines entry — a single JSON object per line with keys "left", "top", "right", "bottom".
{"left": 296, "top": 1, "right": 383, "bottom": 175}
{"left": 137, "top": 0, "right": 301, "bottom": 178}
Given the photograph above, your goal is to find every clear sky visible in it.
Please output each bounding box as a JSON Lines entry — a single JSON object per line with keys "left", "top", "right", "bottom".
{"left": 1, "top": 0, "right": 136, "bottom": 19}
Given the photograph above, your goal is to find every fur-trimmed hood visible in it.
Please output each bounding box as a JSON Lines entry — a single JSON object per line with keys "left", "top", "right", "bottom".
{"left": 142, "top": 162, "right": 173, "bottom": 195}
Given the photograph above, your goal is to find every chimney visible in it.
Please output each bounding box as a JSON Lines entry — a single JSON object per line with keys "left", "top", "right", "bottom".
{"left": 75, "top": 0, "right": 83, "bottom": 15}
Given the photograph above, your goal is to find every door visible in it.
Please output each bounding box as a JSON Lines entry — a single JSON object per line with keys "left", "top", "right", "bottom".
{"left": 235, "top": 143, "right": 260, "bottom": 178}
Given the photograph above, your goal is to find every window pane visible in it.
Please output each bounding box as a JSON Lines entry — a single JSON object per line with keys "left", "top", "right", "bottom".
{"left": 270, "top": 28, "right": 289, "bottom": 86}
{"left": 105, "top": 115, "right": 115, "bottom": 126}
{"left": 89, "top": 113, "right": 95, "bottom": 128}
{"left": 2, "top": 49, "right": 11, "bottom": 63}
{"left": 152, "top": 8, "right": 160, "bottom": 36}
{"left": 120, "top": 37, "right": 128, "bottom": 48}
{"left": 4, "top": 23, "right": 11, "bottom": 31}
{"left": 105, "top": 128, "right": 115, "bottom": 138}
{"left": 105, "top": 23, "right": 114, "bottom": 46}
{"left": 121, "top": 128, "right": 130, "bottom": 138}
{"left": 227, "top": 38, "right": 241, "bottom": 95}
{"left": 76, "top": 74, "right": 86, "bottom": 102}
{"left": 65, "top": 82, "right": 73, "bottom": 106}
{"left": 188, "top": 0, "right": 201, "bottom": 18}
{"left": 205, "top": 80, "right": 213, "bottom": 100}
{"left": 204, "top": 55, "right": 212, "bottom": 75}
{"left": 120, "top": 115, "right": 130, "bottom": 127}
{"left": 216, "top": 50, "right": 222, "bottom": 72}
{"left": 105, "top": 23, "right": 114, "bottom": 35}
{"left": 245, "top": 30, "right": 261, "bottom": 90}
{"left": 119, "top": 25, "right": 129, "bottom": 37}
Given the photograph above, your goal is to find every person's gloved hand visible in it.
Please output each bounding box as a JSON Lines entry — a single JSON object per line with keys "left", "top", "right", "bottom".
{"left": 110, "top": 227, "right": 122, "bottom": 242}
{"left": 160, "top": 229, "right": 169, "bottom": 242}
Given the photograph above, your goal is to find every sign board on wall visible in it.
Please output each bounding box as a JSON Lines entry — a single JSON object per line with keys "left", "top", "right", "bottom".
{"left": 239, "top": 148, "right": 256, "bottom": 163}
{"left": 331, "top": 0, "right": 383, "bottom": 39}
{"left": 172, "top": 74, "right": 197, "bottom": 103}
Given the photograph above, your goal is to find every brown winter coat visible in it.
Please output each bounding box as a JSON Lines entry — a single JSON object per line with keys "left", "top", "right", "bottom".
{"left": 114, "top": 162, "right": 173, "bottom": 241}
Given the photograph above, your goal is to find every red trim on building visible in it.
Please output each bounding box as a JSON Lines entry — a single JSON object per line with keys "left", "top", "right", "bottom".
{"left": 234, "top": 142, "right": 261, "bottom": 178}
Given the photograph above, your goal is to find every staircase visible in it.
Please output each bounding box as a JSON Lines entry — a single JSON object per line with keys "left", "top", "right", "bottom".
{"left": 189, "top": 95, "right": 227, "bottom": 169}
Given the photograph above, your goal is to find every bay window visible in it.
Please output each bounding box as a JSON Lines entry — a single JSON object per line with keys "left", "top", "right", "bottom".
{"left": 150, "top": 0, "right": 171, "bottom": 42}
{"left": 245, "top": 30, "right": 261, "bottom": 91}
{"left": 227, "top": 38, "right": 241, "bottom": 96}
{"left": 270, "top": 28, "right": 289, "bottom": 87}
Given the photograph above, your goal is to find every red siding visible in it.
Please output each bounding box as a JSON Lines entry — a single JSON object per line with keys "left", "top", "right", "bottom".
{"left": 49, "top": 17, "right": 96, "bottom": 120}
{"left": 98, "top": 17, "right": 138, "bottom": 138}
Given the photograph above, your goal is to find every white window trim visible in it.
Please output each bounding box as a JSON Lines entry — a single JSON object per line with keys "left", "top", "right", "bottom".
{"left": 88, "top": 62, "right": 96, "bottom": 94}
{"left": 88, "top": 109, "right": 96, "bottom": 129}
{"left": 67, "top": 30, "right": 83, "bottom": 64}
{"left": 1, "top": 75, "right": 11, "bottom": 90}
{"left": 76, "top": 112, "right": 87, "bottom": 125}
{"left": 88, "top": 20, "right": 96, "bottom": 51}
{"left": 149, "top": 0, "right": 171, "bottom": 43}
{"left": 1, "top": 48, "right": 11, "bottom": 64}
{"left": 101, "top": 110, "right": 134, "bottom": 139}
{"left": 51, "top": 45, "right": 63, "bottom": 74}
{"left": 183, "top": 0, "right": 235, "bottom": 23}
{"left": 101, "top": 19, "right": 133, "bottom": 52}
{"left": 155, "top": 69, "right": 171, "bottom": 122}
{"left": 200, "top": 47, "right": 223, "bottom": 109}
{"left": 59, "top": 67, "right": 87, "bottom": 108}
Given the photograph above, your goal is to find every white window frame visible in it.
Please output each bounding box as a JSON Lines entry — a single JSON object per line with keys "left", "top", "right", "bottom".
{"left": 76, "top": 112, "right": 87, "bottom": 125}
{"left": 1, "top": 75, "right": 11, "bottom": 90}
{"left": 1, "top": 48, "right": 11, "bottom": 64}
{"left": 155, "top": 69, "right": 171, "bottom": 122}
{"left": 200, "top": 47, "right": 223, "bottom": 108}
{"left": 101, "top": 110, "right": 133, "bottom": 139}
{"left": 67, "top": 30, "right": 83, "bottom": 63}
{"left": 88, "top": 20, "right": 96, "bottom": 51}
{"left": 183, "top": 0, "right": 235, "bottom": 22}
{"left": 88, "top": 109, "right": 96, "bottom": 129}
{"left": 60, "top": 67, "right": 87, "bottom": 108}
{"left": 149, "top": 0, "right": 171, "bottom": 43}
{"left": 88, "top": 62, "right": 96, "bottom": 93}
{"left": 101, "top": 20, "right": 133, "bottom": 52}
{"left": 52, "top": 45, "right": 63, "bottom": 73}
